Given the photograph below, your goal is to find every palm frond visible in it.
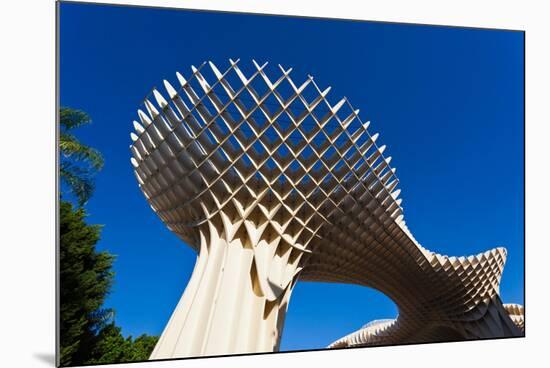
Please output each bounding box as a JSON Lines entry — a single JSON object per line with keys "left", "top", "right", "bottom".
{"left": 60, "top": 163, "right": 95, "bottom": 206}
{"left": 58, "top": 106, "right": 104, "bottom": 206}
{"left": 60, "top": 132, "right": 104, "bottom": 170}
{"left": 60, "top": 107, "right": 92, "bottom": 130}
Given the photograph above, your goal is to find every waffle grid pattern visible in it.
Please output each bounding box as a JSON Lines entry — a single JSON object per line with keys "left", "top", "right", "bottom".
{"left": 129, "top": 60, "right": 523, "bottom": 358}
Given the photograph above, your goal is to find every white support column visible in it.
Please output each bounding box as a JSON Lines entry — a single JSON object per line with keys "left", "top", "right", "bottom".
{"left": 150, "top": 212, "right": 300, "bottom": 359}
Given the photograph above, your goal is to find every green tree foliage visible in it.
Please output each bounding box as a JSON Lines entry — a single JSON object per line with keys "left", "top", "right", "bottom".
{"left": 86, "top": 323, "right": 159, "bottom": 364}
{"left": 59, "top": 107, "right": 158, "bottom": 366}
{"left": 59, "top": 107, "right": 104, "bottom": 206}
{"left": 60, "top": 200, "right": 159, "bottom": 366}
{"left": 59, "top": 200, "right": 115, "bottom": 366}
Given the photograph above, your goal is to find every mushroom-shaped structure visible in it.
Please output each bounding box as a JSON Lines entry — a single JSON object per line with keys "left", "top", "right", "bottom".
{"left": 129, "top": 59, "right": 523, "bottom": 359}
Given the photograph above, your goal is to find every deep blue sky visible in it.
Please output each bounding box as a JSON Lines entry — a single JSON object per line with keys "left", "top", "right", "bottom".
{"left": 59, "top": 2, "right": 524, "bottom": 351}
